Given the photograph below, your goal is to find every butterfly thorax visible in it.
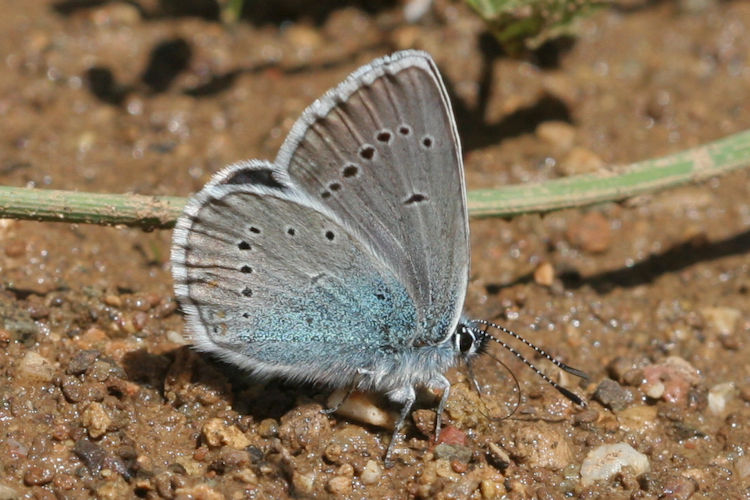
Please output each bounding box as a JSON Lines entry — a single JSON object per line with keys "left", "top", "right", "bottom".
{"left": 355, "top": 321, "right": 486, "bottom": 397}
{"left": 356, "top": 339, "right": 458, "bottom": 395}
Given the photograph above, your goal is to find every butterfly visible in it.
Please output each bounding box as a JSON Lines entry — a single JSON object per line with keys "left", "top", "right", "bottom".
{"left": 171, "top": 50, "right": 586, "bottom": 466}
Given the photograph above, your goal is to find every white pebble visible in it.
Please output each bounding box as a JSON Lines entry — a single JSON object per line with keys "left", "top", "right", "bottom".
{"left": 580, "top": 443, "right": 650, "bottom": 486}
{"left": 700, "top": 307, "right": 741, "bottom": 335}
{"left": 360, "top": 460, "right": 381, "bottom": 485}
{"left": 19, "top": 352, "right": 56, "bottom": 382}
{"left": 166, "top": 330, "right": 188, "bottom": 345}
{"left": 327, "top": 390, "right": 395, "bottom": 429}
{"left": 708, "top": 382, "right": 737, "bottom": 415}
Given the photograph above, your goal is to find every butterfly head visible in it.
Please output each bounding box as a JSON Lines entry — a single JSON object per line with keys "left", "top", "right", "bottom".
{"left": 453, "top": 322, "right": 489, "bottom": 361}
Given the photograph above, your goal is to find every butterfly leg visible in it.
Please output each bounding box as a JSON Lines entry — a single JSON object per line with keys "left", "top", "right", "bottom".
{"left": 384, "top": 385, "right": 416, "bottom": 468}
{"left": 322, "top": 385, "right": 355, "bottom": 414}
{"left": 322, "top": 368, "right": 371, "bottom": 414}
{"left": 431, "top": 374, "right": 451, "bottom": 442}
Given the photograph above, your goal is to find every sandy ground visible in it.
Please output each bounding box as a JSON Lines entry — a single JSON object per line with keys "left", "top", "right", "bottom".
{"left": 1, "top": 0, "right": 749, "bottom": 498}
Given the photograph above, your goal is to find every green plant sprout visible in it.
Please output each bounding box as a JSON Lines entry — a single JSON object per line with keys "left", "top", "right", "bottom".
{"left": 466, "top": 0, "right": 609, "bottom": 53}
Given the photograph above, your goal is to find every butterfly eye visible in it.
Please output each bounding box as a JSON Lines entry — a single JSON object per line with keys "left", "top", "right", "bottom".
{"left": 457, "top": 327, "right": 475, "bottom": 354}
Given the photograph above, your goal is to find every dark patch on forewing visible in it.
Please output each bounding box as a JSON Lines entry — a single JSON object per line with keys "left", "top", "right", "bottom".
{"left": 221, "top": 168, "right": 285, "bottom": 189}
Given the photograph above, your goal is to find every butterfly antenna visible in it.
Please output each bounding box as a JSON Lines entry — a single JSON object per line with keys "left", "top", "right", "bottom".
{"left": 468, "top": 321, "right": 588, "bottom": 407}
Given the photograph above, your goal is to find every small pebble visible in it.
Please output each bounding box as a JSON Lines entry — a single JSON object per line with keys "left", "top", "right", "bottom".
{"left": 279, "top": 404, "right": 331, "bottom": 452}
{"left": 323, "top": 425, "right": 380, "bottom": 468}
{"left": 19, "top": 351, "right": 56, "bottom": 382}
{"left": 74, "top": 439, "right": 107, "bottom": 475}
{"left": 573, "top": 408, "right": 600, "bottom": 425}
{"left": 104, "top": 294, "right": 122, "bottom": 307}
{"left": 434, "top": 443, "right": 472, "bottom": 463}
{"left": 580, "top": 443, "right": 650, "bottom": 486}
{"left": 480, "top": 479, "right": 506, "bottom": 498}
{"left": 412, "top": 408, "right": 437, "bottom": 436}
{"left": 257, "top": 418, "right": 279, "bottom": 438}
{"left": 661, "top": 474, "right": 697, "bottom": 500}
{"left": 23, "top": 464, "right": 55, "bottom": 486}
{"left": 434, "top": 458, "right": 461, "bottom": 481}
{"left": 487, "top": 442, "right": 511, "bottom": 467}
{"left": 66, "top": 350, "right": 100, "bottom": 375}
{"left": 593, "top": 378, "right": 633, "bottom": 411}
{"left": 232, "top": 468, "right": 258, "bottom": 485}
{"left": 327, "top": 475, "right": 352, "bottom": 495}
{"left": 82, "top": 402, "right": 111, "bottom": 439}
{"left": 700, "top": 306, "right": 741, "bottom": 336}
{"left": 640, "top": 356, "right": 701, "bottom": 405}
{"left": 533, "top": 262, "right": 555, "bottom": 286}
{"left": 451, "top": 459, "right": 468, "bottom": 473}
{"left": 215, "top": 447, "right": 251, "bottom": 472}
{"left": 437, "top": 425, "right": 467, "bottom": 446}
{"left": 707, "top": 382, "right": 737, "bottom": 415}
{"left": 360, "top": 460, "right": 381, "bottom": 485}
{"left": 607, "top": 357, "right": 644, "bottom": 384}
{"left": 154, "top": 298, "right": 178, "bottom": 318}
{"left": 337, "top": 463, "right": 354, "bottom": 477}
{"left": 292, "top": 471, "right": 316, "bottom": 496}
{"left": 328, "top": 390, "right": 395, "bottom": 429}
{"left": 166, "top": 330, "right": 187, "bottom": 345}
{"left": 201, "top": 418, "right": 251, "bottom": 449}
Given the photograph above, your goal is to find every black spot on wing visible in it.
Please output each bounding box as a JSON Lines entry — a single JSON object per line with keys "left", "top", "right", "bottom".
{"left": 342, "top": 164, "right": 359, "bottom": 178}
{"left": 404, "top": 193, "right": 428, "bottom": 205}
{"left": 376, "top": 130, "right": 392, "bottom": 144}
{"left": 359, "top": 145, "right": 376, "bottom": 160}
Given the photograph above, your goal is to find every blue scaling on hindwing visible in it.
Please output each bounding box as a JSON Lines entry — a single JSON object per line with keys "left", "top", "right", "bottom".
{"left": 238, "top": 269, "right": 418, "bottom": 367}
{"left": 182, "top": 188, "right": 428, "bottom": 375}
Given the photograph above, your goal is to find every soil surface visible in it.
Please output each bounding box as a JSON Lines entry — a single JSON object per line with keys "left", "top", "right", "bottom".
{"left": 1, "top": 1, "right": 750, "bottom": 498}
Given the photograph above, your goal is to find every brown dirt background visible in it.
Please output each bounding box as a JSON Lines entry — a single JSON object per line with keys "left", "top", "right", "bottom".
{"left": 1, "top": 1, "right": 750, "bottom": 498}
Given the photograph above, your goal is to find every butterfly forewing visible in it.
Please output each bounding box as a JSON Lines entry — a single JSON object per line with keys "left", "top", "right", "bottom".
{"left": 277, "top": 51, "right": 469, "bottom": 346}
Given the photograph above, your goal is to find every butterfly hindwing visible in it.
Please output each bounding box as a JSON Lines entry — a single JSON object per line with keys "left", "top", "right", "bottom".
{"left": 171, "top": 162, "right": 420, "bottom": 384}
